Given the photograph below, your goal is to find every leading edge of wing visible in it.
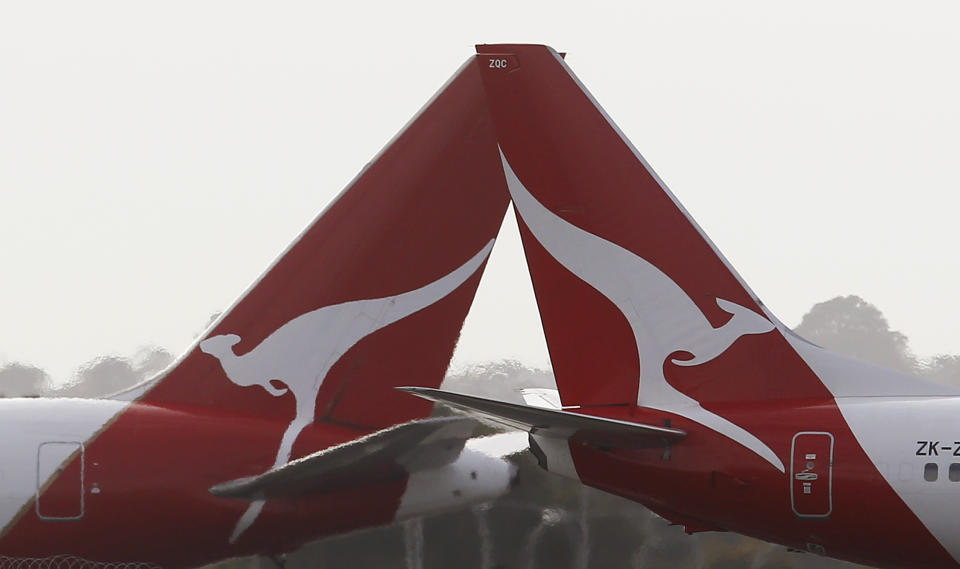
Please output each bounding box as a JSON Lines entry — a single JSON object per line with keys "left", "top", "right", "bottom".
{"left": 398, "top": 387, "right": 686, "bottom": 448}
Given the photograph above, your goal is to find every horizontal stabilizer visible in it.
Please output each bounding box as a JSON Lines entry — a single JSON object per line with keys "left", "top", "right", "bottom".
{"left": 398, "top": 387, "right": 685, "bottom": 449}
{"left": 210, "top": 417, "right": 477, "bottom": 500}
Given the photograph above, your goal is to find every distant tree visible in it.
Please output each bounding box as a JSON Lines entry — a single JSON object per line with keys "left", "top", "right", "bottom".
{"left": 53, "top": 346, "right": 173, "bottom": 398}
{"left": 198, "top": 312, "right": 222, "bottom": 338}
{"left": 922, "top": 355, "right": 960, "bottom": 386}
{"left": 132, "top": 345, "right": 174, "bottom": 379}
{"left": 57, "top": 355, "right": 140, "bottom": 398}
{"left": 442, "top": 359, "right": 555, "bottom": 404}
{"left": 793, "top": 295, "right": 916, "bottom": 373}
{"left": 0, "top": 362, "right": 50, "bottom": 397}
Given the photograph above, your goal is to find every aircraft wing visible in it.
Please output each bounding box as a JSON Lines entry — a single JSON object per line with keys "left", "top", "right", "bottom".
{"left": 210, "top": 417, "right": 478, "bottom": 500}
{"left": 398, "top": 387, "right": 686, "bottom": 448}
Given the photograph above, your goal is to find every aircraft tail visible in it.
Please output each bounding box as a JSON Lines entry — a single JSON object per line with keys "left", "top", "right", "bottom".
{"left": 474, "top": 44, "right": 813, "bottom": 411}
{"left": 474, "top": 44, "right": 954, "bottom": 419}
{"left": 121, "top": 57, "right": 511, "bottom": 432}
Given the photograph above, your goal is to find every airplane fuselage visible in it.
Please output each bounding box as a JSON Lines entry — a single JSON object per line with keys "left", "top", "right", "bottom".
{"left": 532, "top": 396, "right": 960, "bottom": 569}
{"left": 0, "top": 398, "right": 388, "bottom": 567}
{"left": 0, "top": 398, "right": 510, "bottom": 569}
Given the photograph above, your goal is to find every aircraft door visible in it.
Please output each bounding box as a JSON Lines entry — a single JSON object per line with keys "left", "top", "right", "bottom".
{"left": 790, "top": 432, "right": 833, "bottom": 518}
{"left": 36, "top": 441, "right": 85, "bottom": 521}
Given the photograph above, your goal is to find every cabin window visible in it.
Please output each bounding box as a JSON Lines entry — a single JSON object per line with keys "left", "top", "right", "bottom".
{"left": 924, "top": 463, "right": 939, "bottom": 482}
{"left": 950, "top": 463, "right": 960, "bottom": 482}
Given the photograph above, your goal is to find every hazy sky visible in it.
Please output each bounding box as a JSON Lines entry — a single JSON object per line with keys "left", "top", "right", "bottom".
{"left": 2, "top": 1, "right": 959, "bottom": 381}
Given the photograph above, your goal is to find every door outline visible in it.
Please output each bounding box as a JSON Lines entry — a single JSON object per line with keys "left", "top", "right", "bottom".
{"left": 36, "top": 441, "right": 85, "bottom": 521}
{"left": 790, "top": 431, "right": 834, "bottom": 518}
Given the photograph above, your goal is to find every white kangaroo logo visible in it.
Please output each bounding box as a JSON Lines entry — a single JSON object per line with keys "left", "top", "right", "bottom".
{"left": 201, "top": 240, "right": 495, "bottom": 542}
{"left": 500, "top": 150, "right": 784, "bottom": 472}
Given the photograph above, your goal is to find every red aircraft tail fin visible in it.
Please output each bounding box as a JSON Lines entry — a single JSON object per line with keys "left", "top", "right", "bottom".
{"left": 475, "top": 44, "right": 828, "bottom": 415}
{"left": 125, "top": 58, "right": 510, "bottom": 432}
